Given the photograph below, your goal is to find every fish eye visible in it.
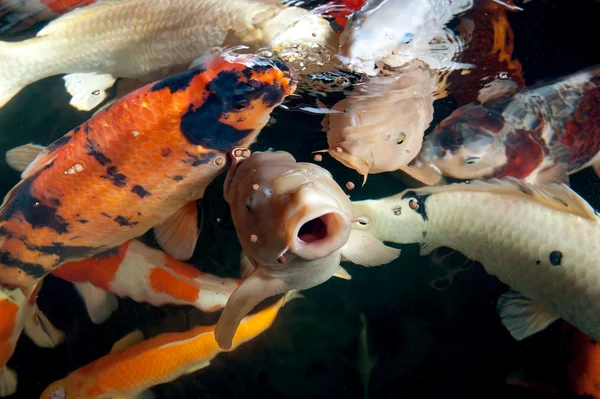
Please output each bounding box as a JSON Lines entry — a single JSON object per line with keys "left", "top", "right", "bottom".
{"left": 245, "top": 196, "right": 253, "bottom": 212}
{"left": 465, "top": 157, "right": 480, "bottom": 165}
{"left": 402, "top": 33, "right": 414, "bottom": 44}
{"left": 233, "top": 98, "right": 250, "bottom": 111}
{"left": 409, "top": 199, "right": 419, "bottom": 210}
{"left": 397, "top": 132, "right": 406, "bottom": 145}
{"left": 355, "top": 217, "right": 369, "bottom": 226}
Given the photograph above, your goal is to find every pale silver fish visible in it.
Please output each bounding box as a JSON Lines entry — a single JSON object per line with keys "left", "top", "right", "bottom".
{"left": 337, "top": 0, "right": 474, "bottom": 76}
{"left": 351, "top": 178, "right": 600, "bottom": 343}
{"left": 215, "top": 151, "right": 400, "bottom": 349}
{"left": 0, "top": 0, "right": 336, "bottom": 111}
{"left": 321, "top": 61, "right": 441, "bottom": 185}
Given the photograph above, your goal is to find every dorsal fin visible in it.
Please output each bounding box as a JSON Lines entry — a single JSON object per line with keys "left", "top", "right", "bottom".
{"left": 110, "top": 330, "right": 144, "bottom": 354}
{"left": 410, "top": 178, "right": 600, "bottom": 222}
{"left": 37, "top": 0, "right": 121, "bottom": 37}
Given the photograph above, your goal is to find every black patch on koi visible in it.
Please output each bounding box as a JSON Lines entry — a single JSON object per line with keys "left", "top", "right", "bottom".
{"left": 535, "top": 260, "right": 541, "bottom": 265}
{"left": 73, "top": 126, "right": 81, "bottom": 134}
{"left": 0, "top": 251, "right": 46, "bottom": 278}
{"left": 131, "top": 185, "right": 151, "bottom": 198}
{"left": 183, "top": 151, "right": 212, "bottom": 167}
{"left": 179, "top": 70, "right": 270, "bottom": 150}
{"left": 401, "top": 191, "right": 430, "bottom": 221}
{"left": 86, "top": 139, "right": 112, "bottom": 166}
{"left": 549, "top": 251, "right": 563, "bottom": 266}
{"left": 25, "top": 242, "right": 98, "bottom": 265}
{"left": 78, "top": 219, "right": 88, "bottom": 224}
{"left": 114, "top": 215, "right": 138, "bottom": 227}
{"left": 101, "top": 166, "right": 127, "bottom": 187}
{"left": 101, "top": 212, "right": 112, "bottom": 218}
{"left": 515, "top": 182, "right": 533, "bottom": 196}
{"left": 45, "top": 135, "right": 72, "bottom": 154}
{"left": 91, "top": 246, "right": 121, "bottom": 260}
{"left": 150, "top": 66, "right": 205, "bottom": 94}
{"left": 83, "top": 123, "right": 91, "bottom": 135}
{"left": 171, "top": 175, "right": 184, "bottom": 182}
{"left": 0, "top": 175, "right": 70, "bottom": 234}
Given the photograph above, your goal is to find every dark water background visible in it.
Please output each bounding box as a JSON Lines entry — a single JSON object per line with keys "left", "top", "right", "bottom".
{"left": 1, "top": 0, "right": 600, "bottom": 397}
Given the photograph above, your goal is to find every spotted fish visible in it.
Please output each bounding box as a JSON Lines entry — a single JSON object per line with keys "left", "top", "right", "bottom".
{"left": 351, "top": 178, "right": 600, "bottom": 344}
{"left": 0, "top": 51, "right": 295, "bottom": 290}
{"left": 419, "top": 66, "right": 600, "bottom": 185}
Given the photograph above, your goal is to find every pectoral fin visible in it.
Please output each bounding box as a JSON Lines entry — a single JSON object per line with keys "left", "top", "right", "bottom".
{"left": 23, "top": 306, "right": 65, "bottom": 348}
{"left": 215, "top": 269, "right": 287, "bottom": 350}
{"left": 153, "top": 201, "right": 201, "bottom": 261}
{"left": 110, "top": 330, "right": 145, "bottom": 354}
{"left": 73, "top": 282, "right": 119, "bottom": 324}
{"left": 341, "top": 230, "right": 400, "bottom": 267}
{"left": 496, "top": 290, "right": 560, "bottom": 341}
{"left": 5, "top": 143, "right": 45, "bottom": 172}
{"left": 333, "top": 266, "right": 352, "bottom": 280}
{"left": 63, "top": 72, "right": 116, "bottom": 111}
{"left": 535, "top": 164, "right": 570, "bottom": 185}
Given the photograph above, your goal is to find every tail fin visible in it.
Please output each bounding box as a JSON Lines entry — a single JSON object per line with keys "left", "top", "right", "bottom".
{"left": 0, "top": 41, "right": 27, "bottom": 108}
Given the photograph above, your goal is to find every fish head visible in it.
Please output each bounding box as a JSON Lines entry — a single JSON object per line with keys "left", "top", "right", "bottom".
{"left": 419, "top": 104, "right": 508, "bottom": 180}
{"left": 351, "top": 190, "right": 430, "bottom": 244}
{"left": 183, "top": 52, "right": 296, "bottom": 149}
{"left": 337, "top": 0, "right": 431, "bottom": 75}
{"left": 227, "top": 151, "right": 352, "bottom": 268}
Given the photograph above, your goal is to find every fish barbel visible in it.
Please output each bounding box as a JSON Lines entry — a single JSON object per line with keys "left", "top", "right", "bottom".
{"left": 351, "top": 178, "right": 600, "bottom": 343}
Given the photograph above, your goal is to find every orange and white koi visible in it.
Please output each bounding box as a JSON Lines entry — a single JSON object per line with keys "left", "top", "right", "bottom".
{"left": 39, "top": 293, "right": 293, "bottom": 399}
{"left": 51, "top": 240, "right": 241, "bottom": 324}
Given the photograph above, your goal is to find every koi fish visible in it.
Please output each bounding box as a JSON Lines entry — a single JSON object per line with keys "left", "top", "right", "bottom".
{"left": 351, "top": 178, "right": 600, "bottom": 344}
{"left": 337, "top": 0, "right": 474, "bottom": 76}
{"left": 215, "top": 151, "right": 400, "bottom": 349}
{"left": 507, "top": 323, "right": 600, "bottom": 398}
{"left": 324, "top": 0, "right": 366, "bottom": 30}
{"left": 39, "top": 292, "right": 294, "bottom": 399}
{"left": 0, "top": 0, "right": 331, "bottom": 111}
{"left": 419, "top": 66, "right": 600, "bottom": 185}
{"left": 321, "top": 61, "right": 440, "bottom": 185}
{"left": 0, "top": 282, "right": 66, "bottom": 396}
{"left": 0, "top": 51, "right": 294, "bottom": 290}
{"left": 51, "top": 239, "right": 242, "bottom": 324}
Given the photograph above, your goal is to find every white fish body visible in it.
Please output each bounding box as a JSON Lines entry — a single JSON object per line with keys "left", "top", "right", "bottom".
{"left": 338, "top": 0, "right": 474, "bottom": 76}
{"left": 0, "top": 0, "right": 336, "bottom": 110}
{"left": 351, "top": 178, "right": 600, "bottom": 342}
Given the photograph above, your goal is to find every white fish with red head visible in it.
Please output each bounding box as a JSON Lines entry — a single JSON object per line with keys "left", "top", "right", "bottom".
{"left": 215, "top": 151, "right": 400, "bottom": 349}
{"left": 322, "top": 62, "right": 442, "bottom": 185}
{"left": 351, "top": 178, "right": 600, "bottom": 343}
{"left": 337, "top": 0, "right": 474, "bottom": 76}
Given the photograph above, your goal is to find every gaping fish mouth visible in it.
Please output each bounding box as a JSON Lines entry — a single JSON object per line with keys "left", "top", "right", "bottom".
{"left": 289, "top": 210, "right": 351, "bottom": 260}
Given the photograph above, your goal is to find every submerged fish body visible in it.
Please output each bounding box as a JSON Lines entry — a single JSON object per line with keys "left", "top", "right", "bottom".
{"left": 351, "top": 178, "right": 600, "bottom": 342}
{"left": 337, "top": 0, "right": 474, "bottom": 75}
{"left": 0, "top": 0, "right": 93, "bottom": 18}
{"left": 420, "top": 66, "right": 600, "bottom": 184}
{"left": 0, "top": 52, "right": 295, "bottom": 289}
{"left": 0, "top": 0, "right": 332, "bottom": 110}
{"left": 215, "top": 150, "right": 400, "bottom": 349}
{"left": 322, "top": 61, "right": 438, "bottom": 183}
{"left": 39, "top": 294, "right": 289, "bottom": 399}
{"left": 51, "top": 239, "right": 242, "bottom": 323}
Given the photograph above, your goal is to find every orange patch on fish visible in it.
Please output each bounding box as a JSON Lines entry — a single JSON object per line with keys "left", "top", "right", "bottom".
{"left": 149, "top": 268, "right": 199, "bottom": 303}
{"left": 0, "top": 300, "right": 18, "bottom": 366}
{"left": 163, "top": 255, "right": 204, "bottom": 280}
{"left": 51, "top": 241, "right": 130, "bottom": 291}
{"left": 41, "top": 0, "right": 95, "bottom": 14}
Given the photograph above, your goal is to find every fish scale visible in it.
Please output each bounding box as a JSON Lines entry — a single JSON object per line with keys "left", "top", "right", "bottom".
{"left": 0, "top": 53, "right": 294, "bottom": 289}
{"left": 422, "top": 191, "right": 600, "bottom": 339}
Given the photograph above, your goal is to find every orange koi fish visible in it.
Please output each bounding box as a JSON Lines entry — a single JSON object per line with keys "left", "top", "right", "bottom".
{"left": 0, "top": 51, "right": 295, "bottom": 291}
{"left": 507, "top": 322, "right": 600, "bottom": 399}
{"left": 51, "top": 239, "right": 242, "bottom": 324}
{"left": 39, "top": 293, "right": 292, "bottom": 399}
